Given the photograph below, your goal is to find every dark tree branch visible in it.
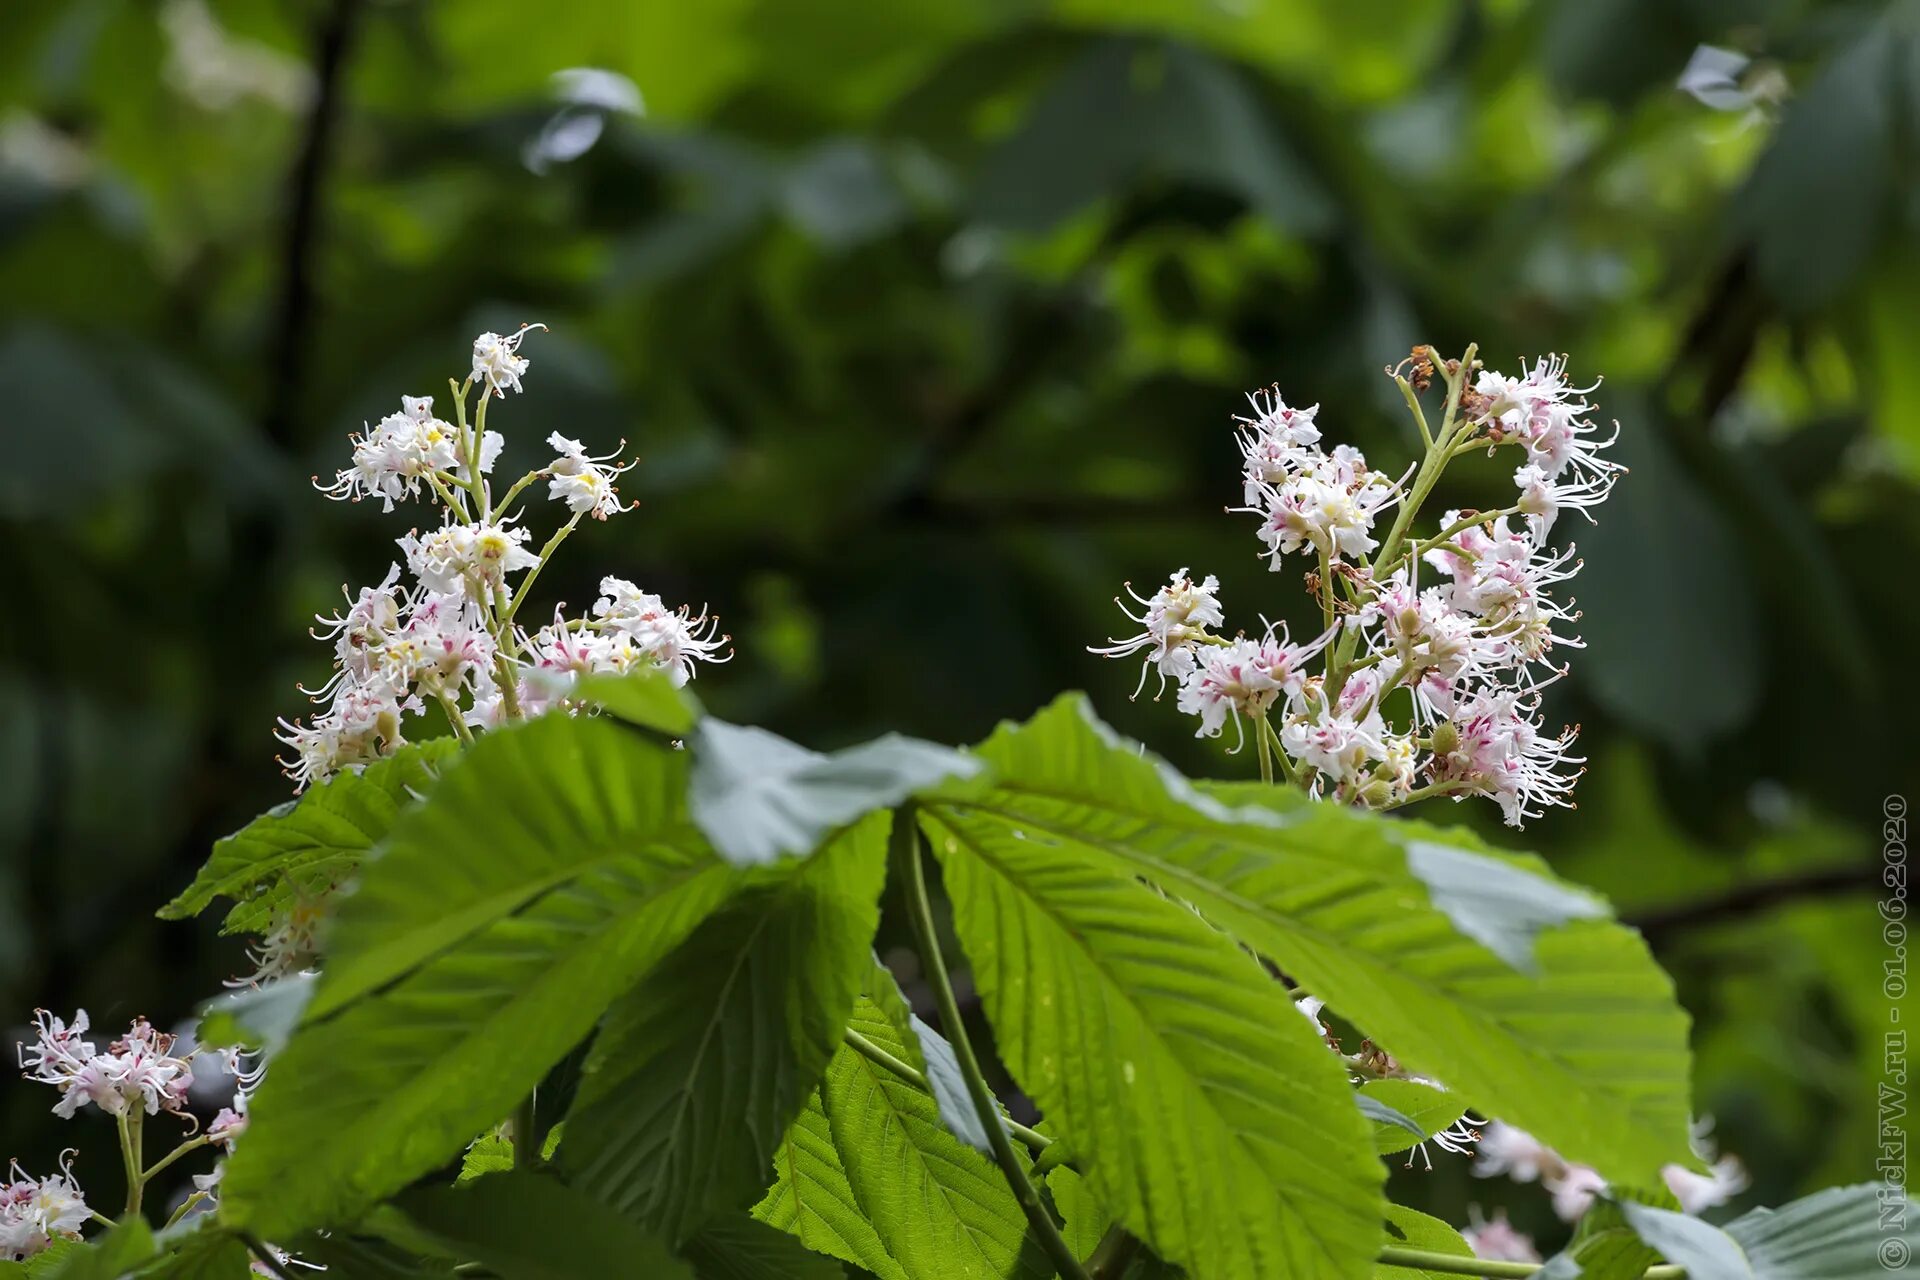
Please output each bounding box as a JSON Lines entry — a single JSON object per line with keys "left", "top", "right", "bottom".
{"left": 1628, "top": 862, "right": 1882, "bottom": 948}
{"left": 262, "top": 0, "right": 363, "bottom": 448}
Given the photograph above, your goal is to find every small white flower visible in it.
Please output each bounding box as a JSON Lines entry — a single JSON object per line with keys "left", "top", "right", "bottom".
{"left": 526, "top": 611, "right": 605, "bottom": 677}
{"left": 1428, "top": 687, "right": 1582, "bottom": 828}
{"left": 1294, "top": 994, "right": 1329, "bottom": 1039}
{"left": 387, "top": 591, "right": 494, "bottom": 695}
{"left": 0, "top": 1156, "right": 89, "bottom": 1261}
{"left": 1513, "top": 463, "right": 1615, "bottom": 545}
{"left": 472, "top": 324, "right": 545, "bottom": 397}
{"left": 208, "top": 1094, "right": 249, "bottom": 1150}
{"left": 1177, "top": 638, "right": 1282, "bottom": 745}
{"left": 545, "top": 432, "right": 633, "bottom": 519}
{"left": 1661, "top": 1121, "right": 1748, "bottom": 1215}
{"left": 16, "top": 1010, "right": 93, "bottom": 1084}
{"left": 592, "top": 577, "right": 731, "bottom": 687}
{"left": 1471, "top": 1121, "right": 1561, "bottom": 1184}
{"left": 1462, "top": 1207, "right": 1540, "bottom": 1264}
{"left": 1244, "top": 445, "right": 1402, "bottom": 567}
{"left": 1423, "top": 514, "right": 1583, "bottom": 673}
{"left": 315, "top": 399, "right": 466, "bottom": 511}
{"left": 1474, "top": 355, "right": 1620, "bottom": 484}
{"left": 1548, "top": 1164, "right": 1608, "bottom": 1222}
{"left": 1662, "top": 1155, "right": 1748, "bottom": 1215}
{"left": 1278, "top": 667, "right": 1391, "bottom": 790}
{"left": 274, "top": 678, "right": 410, "bottom": 791}
{"left": 1235, "top": 386, "right": 1323, "bottom": 505}
{"left": 1088, "top": 568, "right": 1225, "bottom": 697}
{"left": 399, "top": 520, "right": 537, "bottom": 594}
{"left": 232, "top": 898, "right": 327, "bottom": 986}
{"left": 309, "top": 566, "right": 408, "bottom": 690}
{"left": 1404, "top": 1115, "right": 1483, "bottom": 1171}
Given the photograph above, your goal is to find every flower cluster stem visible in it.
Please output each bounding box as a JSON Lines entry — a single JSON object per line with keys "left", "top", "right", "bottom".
{"left": 1372, "top": 341, "right": 1477, "bottom": 575}
{"left": 115, "top": 1111, "right": 142, "bottom": 1216}
{"left": 895, "top": 807, "right": 1092, "bottom": 1280}
{"left": 501, "top": 511, "right": 583, "bottom": 633}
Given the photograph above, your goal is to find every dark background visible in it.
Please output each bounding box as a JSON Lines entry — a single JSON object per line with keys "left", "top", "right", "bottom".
{"left": 4, "top": 0, "right": 1915, "bottom": 1253}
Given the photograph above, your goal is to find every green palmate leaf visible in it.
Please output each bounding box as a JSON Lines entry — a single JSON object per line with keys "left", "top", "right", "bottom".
{"left": 391, "top": 1171, "right": 691, "bottom": 1280}
{"left": 1725, "top": 1183, "right": 1919, "bottom": 1279}
{"left": 752, "top": 1086, "right": 907, "bottom": 1280}
{"left": 688, "top": 719, "right": 979, "bottom": 866}
{"left": 925, "top": 695, "right": 1693, "bottom": 1184}
{"left": 823, "top": 998, "right": 1051, "bottom": 1279}
{"left": 1542, "top": 1189, "right": 1674, "bottom": 1280}
{"left": 219, "top": 714, "right": 738, "bottom": 1239}
{"left": 1358, "top": 1080, "right": 1468, "bottom": 1156}
{"left": 561, "top": 812, "right": 889, "bottom": 1241}
{"left": 1044, "top": 1164, "right": 1110, "bottom": 1261}
{"left": 0, "top": 1239, "right": 78, "bottom": 1279}
{"left": 682, "top": 1214, "right": 847, "bottom": 1280}
{"left": 809, "top": 996, "right": 1050, "bottom": 1279}
{"left": 29, "top": 1221, "right": 154, "bottom": 1280}
{"left": 458, "top": 1134, "right": 515, "bottom": 1184}
{"left": 574, "top": 667, "right": 703, "bottom": 736}
{"left": 1539, "top": 1229, "right": 1659, "bottom": 1280}
{"left": 195, "top": 972, "right": 315, "bottom": 1059}
{"left": 1616, "top": 1201, "right": 1748, "bottom": 1280}
{"left": 160, "top": 738, "right": 460, "bottom": 932}
{"left": 1375, "top": 1205, "right": 1475, "bottom": 1279}
{"left": 1353, "top": 1093, "right": 1424, "bottom": 1148}
{"left": 918, "top": 810, "right": 1383, "bottom": 1279}
{"left": 142, "top": 1229, "right": 252, "bottom": 1280}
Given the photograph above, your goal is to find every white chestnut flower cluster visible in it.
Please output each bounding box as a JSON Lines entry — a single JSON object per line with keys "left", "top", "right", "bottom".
{"left": 1091, "top": 346, "right": 1622, "bottom": 828}
{"left": 11, "top": 1009, "right": 262, "bottom": 1259}
{"left": 17, "top": 1009, "right": 193, "bottom": 1121}
{"left": 282, "top": 325, "right": 730, "bottom": 793}
{"left": 1470, "top": 1118, "right": 1748, "bottom": 1258}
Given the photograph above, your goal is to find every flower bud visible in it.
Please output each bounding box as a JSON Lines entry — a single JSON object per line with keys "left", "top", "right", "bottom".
{"left": 1359, "top": 778, "right": 1397, "bottom": 807}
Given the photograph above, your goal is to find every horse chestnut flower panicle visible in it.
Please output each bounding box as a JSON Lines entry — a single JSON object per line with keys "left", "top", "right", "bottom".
{"left": 1088, "top": 568, "right": 1227, "bottom": 698}
{"left": 17, "top": 1010, "right": 193, "bottom": 1121}
{"left": 1091, "top": 345, "right": 1622, "bottom": 829}
{"left": 287, "top": 325, "right": 732, "bottom": 794}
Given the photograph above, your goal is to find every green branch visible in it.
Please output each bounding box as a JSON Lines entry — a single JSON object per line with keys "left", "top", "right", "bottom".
{"left": 1377, "top": 1247, "right": 1683, "bottom": 1279}
{"left": 514, "top": 1093, "right": 539, "bottom": 1171}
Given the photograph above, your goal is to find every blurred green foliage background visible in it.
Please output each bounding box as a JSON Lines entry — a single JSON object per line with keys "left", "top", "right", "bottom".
{"left": 3, "top": 0, "right": 1915, "bottom": 1252}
